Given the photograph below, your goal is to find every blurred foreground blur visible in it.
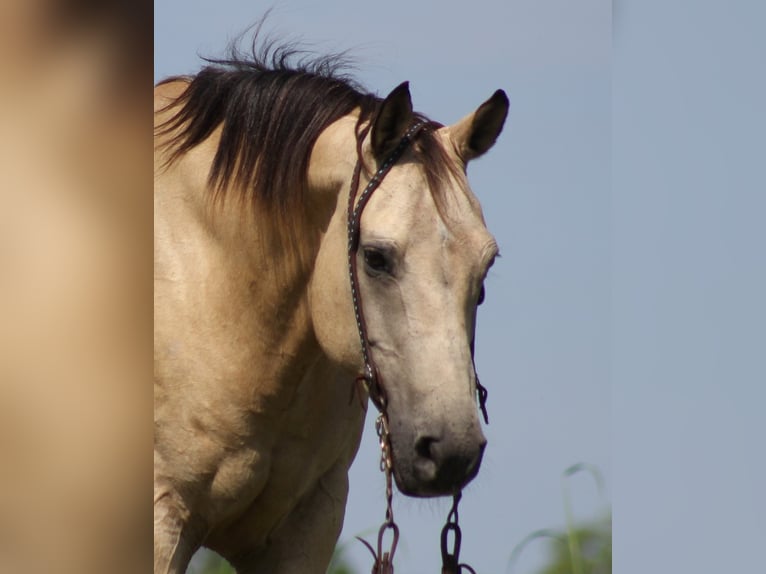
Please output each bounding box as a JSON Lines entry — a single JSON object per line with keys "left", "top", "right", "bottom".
{"left": 0, "top": 1, "right": 152, "bottom": 572}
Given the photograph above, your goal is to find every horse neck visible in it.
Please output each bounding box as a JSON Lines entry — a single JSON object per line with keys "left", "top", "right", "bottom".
{"left": 255, "top": 114, "right": 361, "bottom": 333}
{"left": 156, "top": 110, "right": 362, "bottom": 390}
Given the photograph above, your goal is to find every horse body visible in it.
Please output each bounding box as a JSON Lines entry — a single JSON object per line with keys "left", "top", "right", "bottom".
{"left": 155, "top": 82, "right": 366, "bottom": 572}
{"left": 154, "top": 49, "right": 507, "bottom": 573}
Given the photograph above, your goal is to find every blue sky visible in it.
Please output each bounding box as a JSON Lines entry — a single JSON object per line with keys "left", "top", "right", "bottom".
{"left": 613, "top": 1, "right": 765, "bottom": 572}
{"left": 155, "top": 1, "right": 763, "bottom": 572}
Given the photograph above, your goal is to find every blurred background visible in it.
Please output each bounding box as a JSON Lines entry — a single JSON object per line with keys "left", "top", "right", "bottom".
{"left": 0, "top": 1, "right": 762, "bottom": 573}
{"left": 0, "top": 1, "right": 152, "bottom": 572}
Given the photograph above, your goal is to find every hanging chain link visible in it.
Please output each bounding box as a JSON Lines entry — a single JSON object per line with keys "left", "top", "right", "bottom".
{"left": 440, "top": 493, "right": 478, "bottom": 574}
{"left": 357, "top": 413, "right": 399, "bottom": 574}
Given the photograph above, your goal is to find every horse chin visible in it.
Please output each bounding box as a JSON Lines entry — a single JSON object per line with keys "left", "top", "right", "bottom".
{"left": 391, "top": 450, "right": 484, "bottom": 498}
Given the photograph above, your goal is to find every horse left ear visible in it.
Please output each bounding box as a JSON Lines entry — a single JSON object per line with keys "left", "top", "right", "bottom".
{"left": 451, "top": 89, "right": 509, "bottom": 161}
{"left": 371, "top": 81, "right": 414, "bottom": 158}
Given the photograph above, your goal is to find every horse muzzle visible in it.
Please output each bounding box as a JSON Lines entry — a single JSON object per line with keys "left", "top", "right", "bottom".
{"left": 391, "top": 427, "right": 487, "bottom": 497}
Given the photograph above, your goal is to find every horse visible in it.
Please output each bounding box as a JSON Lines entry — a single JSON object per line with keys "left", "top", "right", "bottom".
{"left": 154, "top": 41, "right": 508, "bottom": 573}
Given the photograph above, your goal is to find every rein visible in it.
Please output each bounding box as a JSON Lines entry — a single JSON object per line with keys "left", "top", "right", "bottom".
{"left": 346, "top": 121, "right": 487, "bottom": 573}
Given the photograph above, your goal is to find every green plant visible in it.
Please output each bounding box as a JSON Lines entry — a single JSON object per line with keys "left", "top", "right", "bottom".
{"left": 190, "top": 544, "right": 356, "bottom": 574}
{"left": 194, "top": 550, "right": 235, "bottom": 574}
{"left": 507, "top": 463, "right": 611, "bottom": 574}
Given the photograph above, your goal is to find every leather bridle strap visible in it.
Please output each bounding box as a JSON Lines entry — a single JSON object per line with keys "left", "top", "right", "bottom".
{"left": 346, "top": 121, "right": 427, "bottom": 412}
{"left": 349, "top": 121, "right": 488, "bottom": 574}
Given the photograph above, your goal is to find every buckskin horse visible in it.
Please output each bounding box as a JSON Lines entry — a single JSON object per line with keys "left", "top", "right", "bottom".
{"left": 154, "top": 39, "right": 508, "bottom": 573}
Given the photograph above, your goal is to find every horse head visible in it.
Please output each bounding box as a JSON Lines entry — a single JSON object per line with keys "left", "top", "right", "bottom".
{"left": 310, "top": 83, "right": 508, "bottom": 496}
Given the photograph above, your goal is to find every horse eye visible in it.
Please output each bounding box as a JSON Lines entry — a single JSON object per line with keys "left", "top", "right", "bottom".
{"left": 363, "top": 248, "right": 390, "bottom": 274}
{"left": 477, "top": 284, "right": 486, "bottom": 306}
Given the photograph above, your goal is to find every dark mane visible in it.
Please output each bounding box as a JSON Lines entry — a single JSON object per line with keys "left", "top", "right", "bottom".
{"left": 155, "top": 33, "right": 462, "bottom": 270}
{"left": 155, "top": 37, "right": 380, "bottom": 214}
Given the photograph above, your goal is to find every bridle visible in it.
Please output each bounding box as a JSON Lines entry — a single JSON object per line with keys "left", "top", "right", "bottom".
{"left": 346, "top": 120, "right": 488, "bottom": 573}
{"left": 346, "top": 120, "right": 427, "bottom": 413}
{"left": 346, "top": 120, "right": 490, "bottom": 420}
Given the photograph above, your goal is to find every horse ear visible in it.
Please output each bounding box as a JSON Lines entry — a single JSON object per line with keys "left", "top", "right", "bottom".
{"left": 371, "top": 81, "right": 414, "bottom": 158}
{"left": 451, "top": 89, "right": 509, "bottom": 161}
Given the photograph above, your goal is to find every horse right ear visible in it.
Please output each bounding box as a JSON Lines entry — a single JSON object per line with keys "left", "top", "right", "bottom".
{"left": 371, "top": 82, "right": 414, "bottom": 158}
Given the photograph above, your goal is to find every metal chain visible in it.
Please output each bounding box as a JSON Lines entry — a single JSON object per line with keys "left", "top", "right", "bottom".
{"left": 440, "top": 493, "right": 478, "bottom": 574}
{"left": 357, "top": 413, "right": 399, "bottom": 574}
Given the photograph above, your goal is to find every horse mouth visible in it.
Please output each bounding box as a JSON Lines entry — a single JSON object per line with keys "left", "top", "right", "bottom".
{"left": 392, "top": 441, "right": 485, "bottom": 498}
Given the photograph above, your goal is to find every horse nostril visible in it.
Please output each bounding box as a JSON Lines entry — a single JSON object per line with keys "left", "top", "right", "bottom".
{"left": 411, "top": 432, "right": 485, "bottom": 494}
{"left": 415, "top": 435, "right": 438, "bottom": 461}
